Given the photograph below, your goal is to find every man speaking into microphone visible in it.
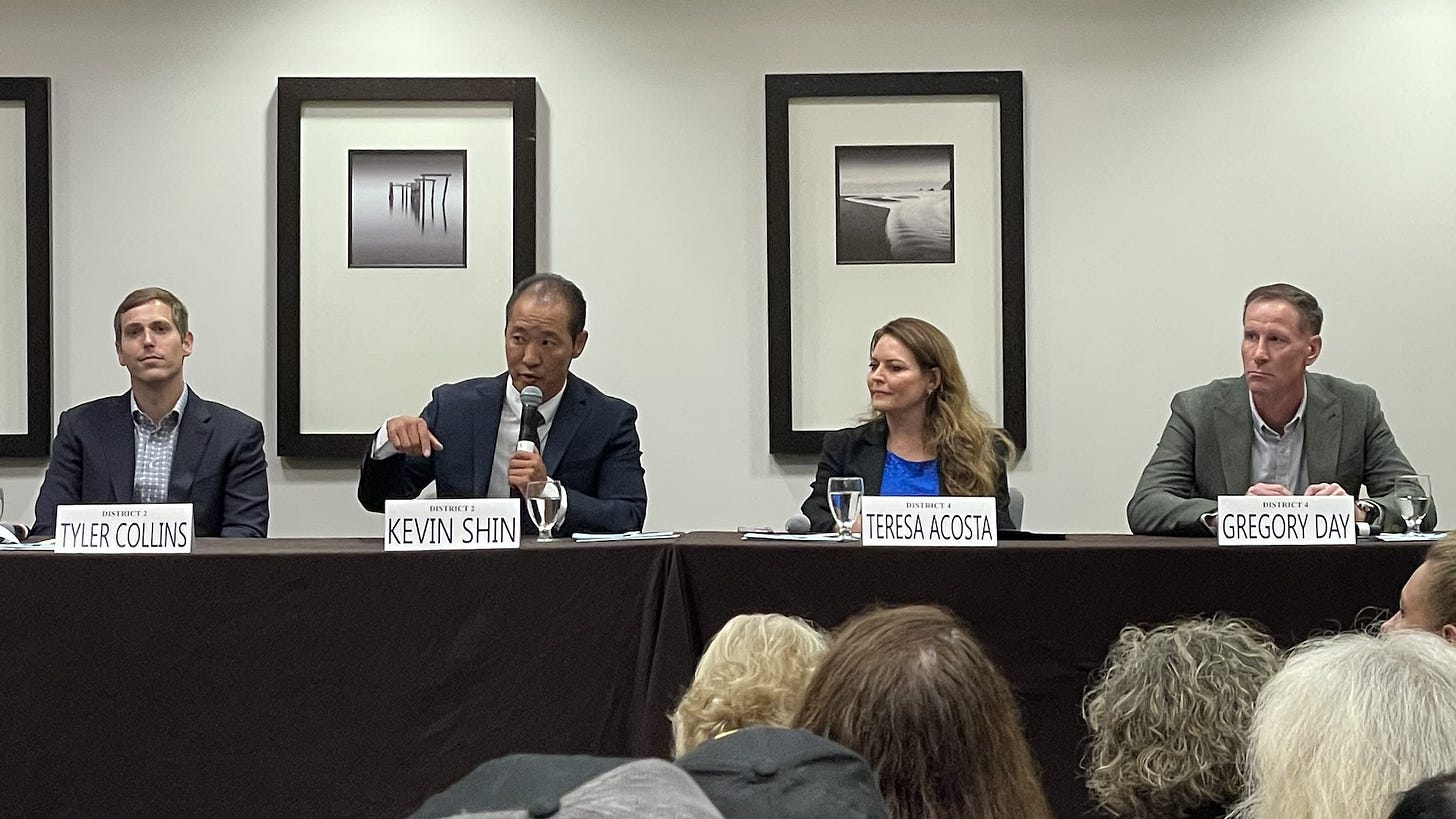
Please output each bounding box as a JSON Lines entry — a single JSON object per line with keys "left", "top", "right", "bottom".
{"left": 357, "top": 273, "right": 647, "bottom": 535}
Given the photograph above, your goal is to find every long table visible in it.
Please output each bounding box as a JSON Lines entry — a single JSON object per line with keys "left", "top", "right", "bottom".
{"left": 0, "top": 535, "right": 1423, "bottom": 818}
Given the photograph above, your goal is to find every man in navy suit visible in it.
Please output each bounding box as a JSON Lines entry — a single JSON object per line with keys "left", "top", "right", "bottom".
{"left": 32, "top": 288, "right": 269, "bottom": 538}
{"left": 357, "top": 274, "right": 647, "bottom": 535}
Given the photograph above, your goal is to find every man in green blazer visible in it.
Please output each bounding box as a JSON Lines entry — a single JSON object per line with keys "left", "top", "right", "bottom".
{"left": 1128, "top": 283, "right": 1429, "bottom": 536}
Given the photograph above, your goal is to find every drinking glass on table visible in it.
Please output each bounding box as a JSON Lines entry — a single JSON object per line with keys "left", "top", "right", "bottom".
{"left": 1395, "top": 474, "right": 1433, "bottom": 534}
{"left": 526, "top": 478, "right": 568, "bottom": 542}
{"left": 827, "top": 476, "right": 864, "bottom": 542}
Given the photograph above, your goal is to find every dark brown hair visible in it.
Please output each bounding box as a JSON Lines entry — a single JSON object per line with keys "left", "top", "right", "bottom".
{"left": 114, "top": 287, "right": 189, "bottom": 343}
{"left": 1243, "top": 283, "right": 1322, "bottom": 335}
{"left": 794, "top": 604, "right": 1052, "bottom": 819}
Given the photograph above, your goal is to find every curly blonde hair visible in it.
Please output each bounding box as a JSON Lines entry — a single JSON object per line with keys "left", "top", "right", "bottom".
{"left": 669, "top": 613, "right": 828, "bottom": 758}
{"left": 869, "top": 318, "right": 1013, "bottom": 497}
{"left": 1082, "top": 616, "right": 1283, "bottom": 818}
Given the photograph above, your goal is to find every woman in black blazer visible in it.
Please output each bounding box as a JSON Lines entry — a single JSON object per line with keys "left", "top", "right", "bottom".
{"left": 801, "top": 317, "right": 1015, "bottom": 532}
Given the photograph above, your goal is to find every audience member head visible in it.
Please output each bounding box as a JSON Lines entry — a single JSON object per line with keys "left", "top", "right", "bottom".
{"left": 676, "top": 726, "right": 890, "bottom": 819}
{"left": 408, "top": 755, "right": 724, "bottom": 819}
{"left": 1382, "top": 535, "right": 1456, "bottom": 642}
{"left": 867, "top": 317, "right": 1014, "bottom": 497}
{"left": 1389, "top": 772, "right": 1456, "bottom": 819}
{"left": 1233, "top": 630, "right": 1456, "bottom": 819}
{"left": 1083, "top": 616, "right": 1283, "bottom": 819}
{"left": 794, "top": 604, "right": 1052, "bottom": 819}
{"left": 671, "top": 613, "right": 828, "bottom": 758}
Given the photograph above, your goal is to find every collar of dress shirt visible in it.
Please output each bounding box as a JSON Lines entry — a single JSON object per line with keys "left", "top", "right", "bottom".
{"left": 1249, "top": 377, "right": 1307, "bottom": 439}
{"left": 130, "top": 384, "right": 190, "bottom": 428}
{"left": 504, "top": 378, "right": 563, "bottom": 428}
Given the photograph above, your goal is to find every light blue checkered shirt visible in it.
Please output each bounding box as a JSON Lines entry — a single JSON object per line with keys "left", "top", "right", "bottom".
{"left": 131, "top": 387, "right": 189, "bottom": 504}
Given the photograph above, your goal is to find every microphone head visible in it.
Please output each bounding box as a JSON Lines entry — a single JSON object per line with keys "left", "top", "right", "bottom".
{"left": 521, "top": 385, "right": 544, "bottom": 409}
{"left": 785, "top": 513, "right": 811, "bottom": 534}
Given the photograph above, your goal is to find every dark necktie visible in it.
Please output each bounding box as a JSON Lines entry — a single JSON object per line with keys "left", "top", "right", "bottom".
{"left": 520, "top": 405, "right": 543, "bottom": 449}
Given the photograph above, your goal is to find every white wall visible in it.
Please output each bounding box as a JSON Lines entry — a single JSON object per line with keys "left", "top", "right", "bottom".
{"left": 1, "top": 0, "right": 1453, "bottom": 536}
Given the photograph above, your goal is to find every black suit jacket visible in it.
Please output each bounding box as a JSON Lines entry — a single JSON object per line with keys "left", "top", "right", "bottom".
{"left": 801, "top": 419, "right": 1014, "bottom": 533}
{"left": 357, "top": 373, "right": 647, "bottom": 536}
{"left": 32, "top": 391, "right": 270, "bottom": 538}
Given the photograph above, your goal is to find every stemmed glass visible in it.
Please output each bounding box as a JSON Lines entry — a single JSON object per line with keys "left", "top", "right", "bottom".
{"left": 526, "top": 478, "right": 568, "bottom": 542}
{"left": 827, "top": 476, "right": 864, "bottom": 542}
{"left": 1395, "top": 474, "right": 1433, "bottom": 534}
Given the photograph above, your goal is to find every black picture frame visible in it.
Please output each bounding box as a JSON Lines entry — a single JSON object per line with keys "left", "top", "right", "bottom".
{"left": 277, "top": 77, "right": 537, "bottom": 458}
{"left": 765, "top": 71, "right": 1026, "bottom": 455}
{"left": 0, "top": 77, "right": 52, "bottom": 459}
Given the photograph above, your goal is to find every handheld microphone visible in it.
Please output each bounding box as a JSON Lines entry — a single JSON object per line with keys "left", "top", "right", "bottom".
{"left": 784, "top": 513, "right": 811, "bottom": 534}
{"left": 518, "top": 385, "right": 544, "bottom": 451}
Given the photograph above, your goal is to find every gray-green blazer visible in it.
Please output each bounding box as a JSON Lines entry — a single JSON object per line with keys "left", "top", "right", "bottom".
{"left": 1127, "top": 372, "right": 1428, "bottom": 536}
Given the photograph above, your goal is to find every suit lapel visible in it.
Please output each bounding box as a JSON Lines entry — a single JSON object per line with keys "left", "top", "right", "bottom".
{"left": 168, "top": 394, "right": 214, "bottom": 502}
{"left": 106, "top": 394, "right": 137, "bottom": 501}
{"left": 1215, "top": 381, "right": 1253, "bottom": 494}
{"left": 1302, "top": 375, "right": 1341, "bottom": 484}
{"left": 854, "top": 422, "right": 889, "bottom": 495}
{"left": 544, "top": 376, "right": 587, "bottom": 476}
{"left": 473, "top": 376, "right": 506, "bottom": 496}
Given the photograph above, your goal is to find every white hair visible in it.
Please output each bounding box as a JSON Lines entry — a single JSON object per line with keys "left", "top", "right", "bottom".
{"left": 1230, "top": 630, "right": 1456, "bottom": 819}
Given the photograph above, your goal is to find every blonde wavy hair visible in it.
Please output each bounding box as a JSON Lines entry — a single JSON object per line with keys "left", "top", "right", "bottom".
{"left": 1231, "top": 630, "right": 1456, "bottom": 819}
{"left": 669, "top": 613, "right": 828, "bottom": 758}
{"left": 870, "top": 318, "right": 1013, "bottom": 497}
{"left": 1082, "top": 616, "right": 1283, "bottom": 818}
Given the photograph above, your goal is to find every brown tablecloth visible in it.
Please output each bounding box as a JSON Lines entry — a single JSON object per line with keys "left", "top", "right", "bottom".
{"left": 0, "top": 534, "right": 1422, "bottom": 818}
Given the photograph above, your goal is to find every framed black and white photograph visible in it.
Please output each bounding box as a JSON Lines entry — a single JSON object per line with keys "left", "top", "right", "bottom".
{"left": 766, "top": 71, "right": 1026, "bottom": 455}
{"left": 0, "top": 77, "right": 52, "bottom": 459}
{"left": 835, "top": 144, "right": 955, "bottom": 265}
{"left": 278, "top": 77, "right": 536, "bottom": 458}
{"left": 348, "top": 149, "right": 467, "bottom": 268}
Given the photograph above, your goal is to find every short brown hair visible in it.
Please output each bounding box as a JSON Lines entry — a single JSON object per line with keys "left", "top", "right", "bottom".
{"left": 114, "top": 287, "right": 189, "bottom": 343}
{"left": 794, "top": 604, "right": 1052, "bottom": 819}
{"left": 1244, "top": 283, "right": 1322, "bottom": 335}
{"left": 1424, "top": 535, "right": 1456, "bottom": 631}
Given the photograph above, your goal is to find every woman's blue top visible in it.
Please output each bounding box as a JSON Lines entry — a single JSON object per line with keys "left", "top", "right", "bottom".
{"left": 880, "top": 451, "right": 940, "bottom": 496}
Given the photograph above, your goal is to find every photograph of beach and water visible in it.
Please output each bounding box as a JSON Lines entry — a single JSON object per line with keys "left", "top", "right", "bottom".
{"left": 835, "top": 144, "right": 955, "bottom": 265}
{"left": 348, "top": 149, "right": 467, "bottom": 268}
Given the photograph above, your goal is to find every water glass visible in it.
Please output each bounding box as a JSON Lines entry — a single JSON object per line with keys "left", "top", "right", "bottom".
{"left": 827, "top": 476, "right": 864, "bottom": 541}
{"left": 1395, "top": 474, "right": 1433, "bottom": 533}
{"left": 526, "top": 478, "right": 568, "bottom": 542}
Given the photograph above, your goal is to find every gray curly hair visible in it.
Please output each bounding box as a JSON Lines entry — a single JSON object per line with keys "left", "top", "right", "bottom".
{"left": 1082, "top": 616, "right": 1283, "bottom": 818}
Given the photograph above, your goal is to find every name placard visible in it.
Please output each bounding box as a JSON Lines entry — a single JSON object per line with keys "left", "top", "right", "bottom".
{"left": 55, "top": 504, "right": 194, "bottom": 554}
{"left": 384, "top": 499, "right": 520, "bottom": 550}
{"left": 861, "top": 496, "right": 998, "bottom": 547}
{"left": 1216, "top": 495, "right": 1356, "bottom": 546}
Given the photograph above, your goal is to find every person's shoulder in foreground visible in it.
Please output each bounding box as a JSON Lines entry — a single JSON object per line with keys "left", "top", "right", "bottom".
{"left": 357, "top": 272, "right": 646, "bottom": 535}
{"left": 32, "top": 286, "right": 268, "bottom": 539}
{"left": 1127, "top": 282, "right": 1424, "bottom": 536}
